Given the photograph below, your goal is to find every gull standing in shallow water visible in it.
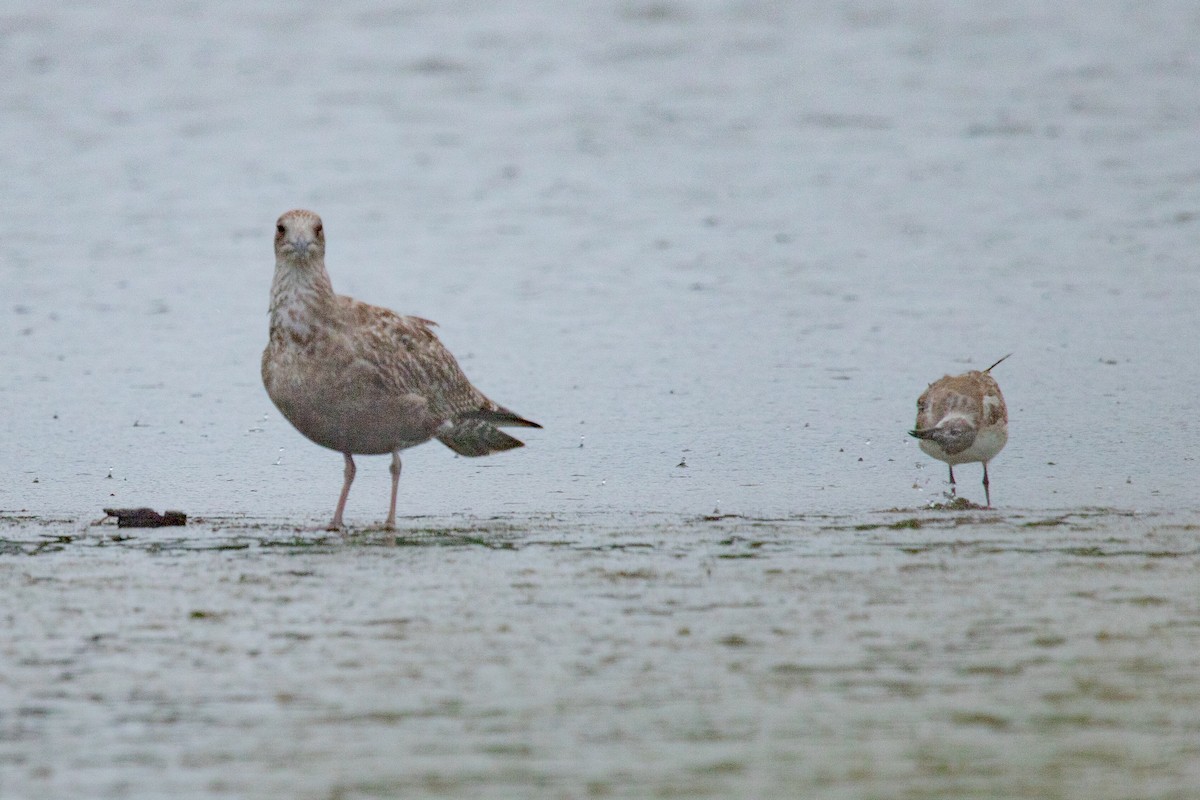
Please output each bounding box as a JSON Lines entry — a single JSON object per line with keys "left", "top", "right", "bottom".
{"left": 262, "top": 209, "right": 540, "bottom": 530}
{"left": 909, "top": 355, "right": 1010, "bottom": 508}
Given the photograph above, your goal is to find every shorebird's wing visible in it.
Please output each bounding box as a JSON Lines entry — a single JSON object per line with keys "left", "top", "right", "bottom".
{"left": 909, "top": 378, "right": 984, "bottom": 455}
{"left": 908, "top": 417, "right": 977, "bottom": 455}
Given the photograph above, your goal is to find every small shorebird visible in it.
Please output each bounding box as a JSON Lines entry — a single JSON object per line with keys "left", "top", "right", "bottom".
{"left": 909, "top": 355, "right": 1010, "bottom": 508}
{"left": 262, "top": 209, "right": 540, "bottom": 530}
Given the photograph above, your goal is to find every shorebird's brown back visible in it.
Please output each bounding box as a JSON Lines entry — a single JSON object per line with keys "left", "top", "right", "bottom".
{"left": 919, "top": 371, "right": 1005, "bottom": 424}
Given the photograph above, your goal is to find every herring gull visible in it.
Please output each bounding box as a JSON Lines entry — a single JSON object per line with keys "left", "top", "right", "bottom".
{"left": 262, "top": 209, "right": 540, "bottom": 529}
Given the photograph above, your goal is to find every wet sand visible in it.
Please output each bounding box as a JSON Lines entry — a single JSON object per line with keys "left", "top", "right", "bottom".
{"left": 3, "top": 510, "right": 1199, "bottom": 798}
{"left": 2, "top": 0, "right": 1200, "bottom": 797}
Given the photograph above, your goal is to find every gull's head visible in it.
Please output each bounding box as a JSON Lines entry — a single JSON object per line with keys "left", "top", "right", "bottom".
{"left": 274, "top": 209, "right": 325, "bottom": 263}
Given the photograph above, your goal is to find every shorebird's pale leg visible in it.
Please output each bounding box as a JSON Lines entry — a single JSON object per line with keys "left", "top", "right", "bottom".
{"left": 330, "top": 453, "right": 356, "bottom": 530}
{"left": 385, "top": 451, "right": 402, "bottom": 529}
{"left": 982, "top": 463, "right": 992, "bottom": 509}
{"left": 947, "top": 465, "right": 957, "bottom": 496}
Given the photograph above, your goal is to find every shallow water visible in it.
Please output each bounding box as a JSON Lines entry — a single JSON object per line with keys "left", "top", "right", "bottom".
{"left": 1, "top": 1, "right": 1199, "bottom": 797}
{"left": 4, "top": 510, "right": 1200, "bottom": 798}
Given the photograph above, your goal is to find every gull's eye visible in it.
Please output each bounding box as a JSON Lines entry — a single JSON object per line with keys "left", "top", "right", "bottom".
{"left": 314, "top": 223, "right": 323, "bottom": 238}
{"left": 276, "top": 224, "right": 286, "bottom": 237}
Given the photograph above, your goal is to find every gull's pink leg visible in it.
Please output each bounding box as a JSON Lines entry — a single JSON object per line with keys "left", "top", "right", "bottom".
{"left": 948, "top": 465, "right": 956, "bottom": 496}
{"left": 329, "top": 453, "right": 356, "bottom": 530}
{"left": 386, "top": 451, "right": 402, "bottom": 529}
{"left": 982, "top": 463, "right": 992, "bottom": 509}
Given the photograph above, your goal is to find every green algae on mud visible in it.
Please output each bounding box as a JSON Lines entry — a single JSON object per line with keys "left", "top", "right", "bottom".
{"left": 0, "top": 504, "right": 1188, "bottom": 537}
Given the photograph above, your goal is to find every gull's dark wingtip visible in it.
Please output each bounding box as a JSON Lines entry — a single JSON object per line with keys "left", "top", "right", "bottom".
{"left": 479, "top": 406, "right": 542, "bottom": 429}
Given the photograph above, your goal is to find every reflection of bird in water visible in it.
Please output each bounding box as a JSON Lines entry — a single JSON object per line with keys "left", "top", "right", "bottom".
{"left": 262, "top": 209, "right": 540, "bottom": 530}
{"left": 909, "top": 355, "right": 1010, "bottom": 508}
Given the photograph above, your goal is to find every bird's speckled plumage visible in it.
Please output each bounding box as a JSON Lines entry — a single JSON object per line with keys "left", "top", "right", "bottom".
{"left": 909, "top": 355, "right": 1009, "bottom": 507}
{"left": 262, "top": 209, "right": 539, "bottom": 529}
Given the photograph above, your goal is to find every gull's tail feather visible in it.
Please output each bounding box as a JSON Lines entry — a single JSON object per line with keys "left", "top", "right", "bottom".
{"left": 438, "top": 418, "right": 528, "bottom": 457}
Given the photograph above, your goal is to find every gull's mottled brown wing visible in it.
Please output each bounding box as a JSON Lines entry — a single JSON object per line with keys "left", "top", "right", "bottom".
{"left": 337, "top": 297, "right": 495, "bottom": 420}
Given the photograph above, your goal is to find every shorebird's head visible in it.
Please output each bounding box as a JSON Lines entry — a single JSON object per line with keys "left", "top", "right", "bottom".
{"left": 274, "top": 209, "right": 326, "bottom": 263}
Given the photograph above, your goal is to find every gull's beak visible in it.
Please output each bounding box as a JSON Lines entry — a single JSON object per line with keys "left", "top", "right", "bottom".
{"left": 286, "top": 237, "right": 314, "bottom": 255}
